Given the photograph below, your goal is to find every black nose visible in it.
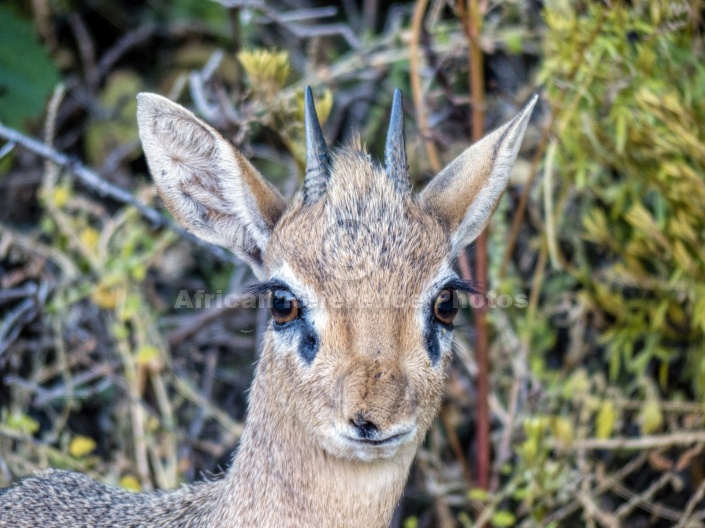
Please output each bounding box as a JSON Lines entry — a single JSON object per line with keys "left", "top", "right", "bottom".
{"left": 351, "top": 412, "right": 378, "bottom": 439}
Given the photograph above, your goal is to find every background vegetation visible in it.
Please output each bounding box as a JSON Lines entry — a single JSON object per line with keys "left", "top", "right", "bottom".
{"left": 1, "top": 0, "right": 704, "bottom": 526}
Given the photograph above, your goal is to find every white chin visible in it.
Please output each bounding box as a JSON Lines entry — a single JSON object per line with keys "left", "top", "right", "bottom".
{"left": 321, "top": 432, "right": 415, "bottom": 462}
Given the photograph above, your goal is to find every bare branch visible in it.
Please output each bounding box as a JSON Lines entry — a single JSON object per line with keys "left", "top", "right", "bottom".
{"left": 209, "top": 0, "right": 360, "bottom": 48}
{"left": 573, "top": 432, "right": 705, "bottom": 451}
{"left": 0, "top": 123, "right": 238, "bottom": 265}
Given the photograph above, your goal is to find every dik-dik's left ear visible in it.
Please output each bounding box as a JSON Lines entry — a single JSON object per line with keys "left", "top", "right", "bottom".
{"left": 420, "top": 95, "right": 537, "bottom": 254}
{"left": 137, "top": 93, "right": 286, "bottom": 278}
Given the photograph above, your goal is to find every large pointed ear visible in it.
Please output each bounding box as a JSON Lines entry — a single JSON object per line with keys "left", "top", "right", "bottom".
{"left": 136, "top": 93, "right": 286, "bottom": 278}
{"left": 420, "top": 95, "right": 538, "bottom": 254}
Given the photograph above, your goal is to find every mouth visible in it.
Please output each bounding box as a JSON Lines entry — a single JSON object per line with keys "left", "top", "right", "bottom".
{"left": 343, "top": 430, "right": 412, "bottom": 447}
{"left": 338, "top": 425, "right": 417, "bottom": 455}
{"left": 324, "top": 424, "right": 418, "bottom": 461}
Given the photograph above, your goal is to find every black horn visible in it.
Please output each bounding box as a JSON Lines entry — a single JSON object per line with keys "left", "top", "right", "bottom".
{"left": 384, "top": 89, "right": 410, "bottom": 192}
{"left": 303, "top": 86, "right": 330, "bottom": 203}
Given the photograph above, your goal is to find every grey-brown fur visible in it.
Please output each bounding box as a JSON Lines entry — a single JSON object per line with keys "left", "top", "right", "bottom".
{"left": 1, "top": 470, "right": 216, "bottom": 527}
{"left": 0, "top": 92, "right": 536, "bottom": 527}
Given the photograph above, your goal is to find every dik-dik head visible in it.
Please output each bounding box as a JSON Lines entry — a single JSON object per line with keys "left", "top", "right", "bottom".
{"left": 137, "top": 89, "right": 536, "bottom": 463}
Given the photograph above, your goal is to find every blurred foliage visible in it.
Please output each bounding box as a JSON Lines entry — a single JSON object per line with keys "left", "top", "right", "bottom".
{"left": 474, "top": 1, "right": 705, "bottom": 524}
{"left": 0, "top": 6, "right": 60, "bottom": 130}
{"left": 238, "top": 49, "right": 292, "bottom": 97}
{"left": 85, "top": 71, "right": 143, "bottom": 167}
{"left": 236, "top": 48, "right": 334, "bottom": 171}
{"left": 540, "top": 0, "right": 705, "bottom": 395}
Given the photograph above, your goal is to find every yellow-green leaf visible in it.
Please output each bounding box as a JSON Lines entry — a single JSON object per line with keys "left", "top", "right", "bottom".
{"left": 596, "top": 400, "right": 617, "bottom": 439}
{"left": 6, "top": 413, "right": 40, "bottom": 435}
{"left": 550, "top": 417, "right": 574, "bottom": 446}
{"left": 640, "top": 399, "right": 663, "bottom": 434}
{"left": 238, "top": 49, "right": 290, "bottom": 92}
{"left": 468, "top": 487, "right": 490, "bottom": 501}
{"left": 69, "top": 435, "right": 96, "bottom": 458}
{"left": 136, "top": 345, "right": 160, "bottom": 366}
{"left": 402, "top": 517, "right": 418, "bottom": 528}
{"left": 491, "top": 510, "right": 516, "bottom": 527}
{"left": 80, "top": 227, "right": 100, "bottom": 252}
{"left": 52, "top": 186, "right": 70, "bottom": 208}
{"left": 119, "top": 475, "right": 141, "bottom": 492}
{"left": 92, "top": 283, "right": 118, "bottom": 310}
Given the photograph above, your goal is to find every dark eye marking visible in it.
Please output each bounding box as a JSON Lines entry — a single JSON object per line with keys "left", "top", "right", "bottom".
{"left": 425, "top": 326, "right": 441, "bottom": 365}
{"left": 300, "top": 331, "right": 318, "bottom": 363}
{"left": 424, "top": 278, "right": 478, "bottom": 364}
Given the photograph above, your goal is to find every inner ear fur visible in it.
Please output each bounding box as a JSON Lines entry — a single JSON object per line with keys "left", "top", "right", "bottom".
{"left": 420, "top": 95, "right": 537, "bottom": 253}
{"left": 136, "top": 93, "right": 286, "bottom": 276}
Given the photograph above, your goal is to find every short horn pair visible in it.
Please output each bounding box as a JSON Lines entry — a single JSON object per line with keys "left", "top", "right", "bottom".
{"left": 303, "top": 87, "right": 409, "bottom": 203}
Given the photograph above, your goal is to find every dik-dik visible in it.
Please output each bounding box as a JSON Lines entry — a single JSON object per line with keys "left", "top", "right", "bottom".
{"left": 0, "top": 88, "right": 536, "bottom": 527}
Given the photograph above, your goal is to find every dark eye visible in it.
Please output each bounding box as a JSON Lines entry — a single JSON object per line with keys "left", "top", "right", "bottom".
{"left": 433, "top": 289, "right": 458, "bottom": 325}
{"left": 271, "top": 289, "right": 300, "bottom": 324}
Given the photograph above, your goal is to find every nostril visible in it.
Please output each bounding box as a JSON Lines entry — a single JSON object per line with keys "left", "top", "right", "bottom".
{"left": 350, "top": 413, "right": 378, "bottom": 439}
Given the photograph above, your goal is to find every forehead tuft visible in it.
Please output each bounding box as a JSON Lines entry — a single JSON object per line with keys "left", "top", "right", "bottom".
{"left": 266, "top": 144, "right": 449, "bottom": 299}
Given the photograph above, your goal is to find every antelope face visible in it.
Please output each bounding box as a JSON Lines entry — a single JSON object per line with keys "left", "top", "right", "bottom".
{"left": 260, "top": 152, "right": 469, "bottom": 461}
{"left": 137, "top": 88, "right": 536, "bottom": 464}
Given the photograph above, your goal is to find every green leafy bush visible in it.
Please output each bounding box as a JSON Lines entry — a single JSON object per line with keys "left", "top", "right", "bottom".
{"left": 540, "top": 0, "right": 705, "bottom": 396}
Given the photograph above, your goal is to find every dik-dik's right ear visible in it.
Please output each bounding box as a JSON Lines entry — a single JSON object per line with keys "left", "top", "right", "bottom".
{"left": 137, "top": 93, "right": 286, "bottom": 278}
{"left": 420, "top": 95, "right": 537, "bottom": 255}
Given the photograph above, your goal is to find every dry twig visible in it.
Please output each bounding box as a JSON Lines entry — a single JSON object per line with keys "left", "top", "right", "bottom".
{"left": 0, "top": 123, "right": 238, "bottom": 265}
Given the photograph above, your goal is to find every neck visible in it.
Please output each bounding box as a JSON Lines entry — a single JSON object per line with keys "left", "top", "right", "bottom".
{"left": 210, "top": 353, "right": 416, "bottom": 528}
